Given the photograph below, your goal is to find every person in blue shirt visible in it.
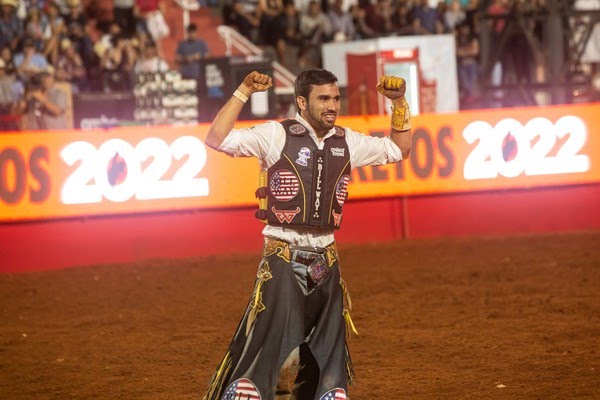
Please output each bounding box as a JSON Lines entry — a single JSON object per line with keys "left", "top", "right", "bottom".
{"left": 14, "top": 37, "right": 50, "bottom": 83}
{"left": 175, "top": 23, "right": 210, "bottom": 80}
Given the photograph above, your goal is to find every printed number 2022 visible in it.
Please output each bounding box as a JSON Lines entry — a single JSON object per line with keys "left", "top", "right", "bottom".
{"left": 61, "top": 136, "right": 209, "bottom": 204}
{"left": 463, "top": 116, "right": 590, "bottom": 180}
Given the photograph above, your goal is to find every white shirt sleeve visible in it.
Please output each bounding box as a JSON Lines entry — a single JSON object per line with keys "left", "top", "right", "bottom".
{"left": 216, "top": 121, "right": 286, "bottom": 168}
{"left": 345, "top": 128, "right": 404, "bottom": 169}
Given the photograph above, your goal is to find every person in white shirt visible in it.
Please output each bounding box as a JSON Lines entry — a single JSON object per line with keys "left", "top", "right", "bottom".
{"left": 133, "top": 40, "right": 168, "bottom": 73}
{"left": 203, "top": 69, "right": 411, "bottom": 400}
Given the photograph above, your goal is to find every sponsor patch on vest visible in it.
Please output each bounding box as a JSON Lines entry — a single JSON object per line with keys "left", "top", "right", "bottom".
{"left": 272, "top": 206, "right": 301, "bottom": 223}
{"left": 288, "top": 123, "right": 308, "bottom": 136}
{"left": 296, "top": 147, "right": 311, "bottom": 166}
{"left": 332, "top": 210, "right": 343, "bottom": 227}
{"left": 319, "top": 387, "right": 346, "bottom": 400}
{"left": 330, "top": 147, "right": 345, "bottom": 157}
{"left": 335, "top": 175, "right": 350, "bottom": 206}
{"left": 223, "top": 378, "right": 262, "bottom": 400}
{"left": 333, "top": 126, "right": 345, "bottom": 137}
{"left": 270, "top": 169, "right": 300, "bottom": 202}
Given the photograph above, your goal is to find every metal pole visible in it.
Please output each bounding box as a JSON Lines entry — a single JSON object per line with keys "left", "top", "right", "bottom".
{"left": 546, "top": 0, "right": 566, "bottom": 104}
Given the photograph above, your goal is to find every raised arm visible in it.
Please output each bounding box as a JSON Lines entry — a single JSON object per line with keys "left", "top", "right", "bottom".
{"left": 204, "top": 71, "right": 273, "bottom": 150}
{"left": 376, "top": 76, "right": 412, "bottom": 159}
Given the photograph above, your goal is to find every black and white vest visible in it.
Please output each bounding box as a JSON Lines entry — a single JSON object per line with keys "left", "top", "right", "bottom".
{"left": 255, "top": 119, "right": 351, "bottom": 229}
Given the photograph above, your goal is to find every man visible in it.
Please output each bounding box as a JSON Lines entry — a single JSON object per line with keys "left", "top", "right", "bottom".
{"left": 14, "top": 38, "right": 50, "bottom": 83}
{"left": 0, "top": 57, "right": 22, "bottom": 131}
{"left": 175, "top": 23, "right": 210, "bottom": 80}
{"left": 18, "top": 67, "right": 68, "bottom": 130}
{"left": 133, "top": 40, "right": 168, "bottom": 73}
{"left": 327, "top": 0, "right": 355, "bottom": 41}
{"left": 203, "top": 69, "right": 411, "bottom": 400}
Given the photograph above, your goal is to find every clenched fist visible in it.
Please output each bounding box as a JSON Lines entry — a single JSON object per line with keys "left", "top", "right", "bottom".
{"left": 376, "top": 76, "right": 406, "bottom": 100}
{"left": 239, "top": 71, "right": 273, "bottom": 96}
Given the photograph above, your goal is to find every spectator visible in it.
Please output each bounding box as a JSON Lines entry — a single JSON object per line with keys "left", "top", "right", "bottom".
{"left": 327, "top": 0, "right": 355, "bottom": 41}
{"left": 300, "top": 0, "right": 331, "bottom": 45}
{"left": 413, "top": 0, "right": 443, "bottom": 34}
{"left": 370, "top": 0, "right": 394, "bottom": 36}
{"left": 24, "top": 0, "right": 47, "bottom": 14}
{"left": 464, "top": 0, "right": 480, "bottom": 34}
{"left": 134, "top": 0, "right": 168, "bottom": 57}
{"left": 54, "top": 0, "right": 70, "bottom": 15}
{"left": 99, "top": 21, "right": 123, "bottom": 51}
{"left": 15, "top": 37, "right": 50, "bottom": 83}
{"left": 444, "top": 0, "right": 465, "bottom": 32}
{"left": 63, "top": 0, "right": 87, "bottom": 44}
{"left": 349, "top": 3, "right": 375, "bottom": 39}
{"left": 276, "top": 0, "right": 303, "bottom": 66}
{"left": 18, "top": 66, "right": 68, "bottom": 130}
{"left": 134, "top": 40, "right": 168, "bottom": 73}
{"left": 0, "top": 45, "right": 16, "bottom": 75}
{"left": 100, "top": 34, "right": 136, "bottom": 92}
{"left": 25, "top": 8, "right": 51, "bottom": 52}
{"left": 299, "top": 0, "right": 331, "bottom": 67}
{"left": 56, "top": 38, "right": 86, "bottom": 92}
{"left": 0, "top": 57, "right": 22, "bottom": 130}
{"left": 294, "top": 0, "right": 310, "bottom": 13}
{"left": 257, "top": 0, "right": 283, "bottom": 47}
{"left": 455, "top": 21, "right": 480, "bottom": 102}
{"left": 0, "top": 0, "right": 23, "bottom": 51}
{"left": 44, "top": 1, "right": 66, "bottom": 64}
{"left": 226, "top": 0, "right": 261, "bottom": 41}
{"left": 45, "top": 1, "right": 65, "bottom": 32}
{"left": 114, "top": 0, "right": 136, "bottom": 36}
{"left": 392, "top": 1, "right": 416, "bottom": 35}
{"left": 175, "top": 23, "right": 210, "bottom": 80}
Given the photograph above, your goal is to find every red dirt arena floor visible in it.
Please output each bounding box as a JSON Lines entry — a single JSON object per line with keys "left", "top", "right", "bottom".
{"left": 0, "top": 231, "right": 599, "bottom": 399}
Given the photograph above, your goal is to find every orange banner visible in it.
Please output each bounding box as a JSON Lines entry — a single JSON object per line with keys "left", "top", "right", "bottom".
{"left": 1, "top": 103, "right": 599, "bottom": 222}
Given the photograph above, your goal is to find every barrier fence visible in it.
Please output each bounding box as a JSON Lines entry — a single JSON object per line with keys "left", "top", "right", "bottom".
{"left": 1, "top": 103, "right": 599, "bottom": 222}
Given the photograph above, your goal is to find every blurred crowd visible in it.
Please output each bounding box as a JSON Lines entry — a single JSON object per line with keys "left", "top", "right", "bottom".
{"left": 0, "top": 0, "right": 591, "bottom": 130}
{"left": 0, "top": 0, "right": 210, "bottom": 130}
{"left": 224, "top": 0, "right": 484, "bottom": 69}
{"left": 222, "top": 0, "right": 567, "bottom": 105}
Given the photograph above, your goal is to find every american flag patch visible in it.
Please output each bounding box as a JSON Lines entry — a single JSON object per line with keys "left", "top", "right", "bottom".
{"left": 335, "top": 175, "right": 350, "bottom": 206}
{"left": 270, "top": 170, "right": 300, "bottom": 202}
{"left": 222, "top": 378, "right": 261, "bottom": 400}
{"left": 319, "top": 387, "right": 346, "bottom": 400}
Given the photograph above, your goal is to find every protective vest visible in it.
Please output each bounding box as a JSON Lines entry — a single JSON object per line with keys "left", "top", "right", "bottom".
{"left": 255, "top": 119, "right": 351, "bottom": 229}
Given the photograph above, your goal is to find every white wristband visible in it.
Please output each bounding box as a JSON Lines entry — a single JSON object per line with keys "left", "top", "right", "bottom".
{"left": 233, "top": 89, "right": 249, "bottom": 103}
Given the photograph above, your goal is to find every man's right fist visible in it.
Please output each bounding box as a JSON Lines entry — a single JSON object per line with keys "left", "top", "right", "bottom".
{"left": 240, "top": 71, "right": 273, "bottom": 95}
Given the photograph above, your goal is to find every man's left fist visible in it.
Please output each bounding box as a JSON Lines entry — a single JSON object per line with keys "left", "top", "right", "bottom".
{"left": 376, "top": 76, "right": 406, "bottom": 100}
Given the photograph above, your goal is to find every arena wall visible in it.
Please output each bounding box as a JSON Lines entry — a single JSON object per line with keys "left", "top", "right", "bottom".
{"left": 1, "top": 104, "right": 600, "bottom": 272}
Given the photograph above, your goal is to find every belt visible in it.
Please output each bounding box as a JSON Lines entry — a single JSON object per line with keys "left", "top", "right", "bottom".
{"left": 263, "top": 237, "right": 338, "bottom": 267}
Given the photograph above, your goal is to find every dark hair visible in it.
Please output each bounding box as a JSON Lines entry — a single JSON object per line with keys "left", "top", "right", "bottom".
{"left": 187, "top": 23, "right": 197, "bottom": 32}
{"left": 22, "top": 37, "right": 36, "bottom": 48}
{"left": 294, "top": 69, "right": 338, "bottom": 102}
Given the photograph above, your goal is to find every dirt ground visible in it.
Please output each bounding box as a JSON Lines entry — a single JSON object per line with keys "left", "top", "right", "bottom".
{"left": 1, "top": 231, "right": 599, "bottom": 400}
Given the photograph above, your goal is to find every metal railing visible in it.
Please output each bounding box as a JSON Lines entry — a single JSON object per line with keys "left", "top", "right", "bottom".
{"left": 217, "top": 25, "right": 296, "bottom": 95}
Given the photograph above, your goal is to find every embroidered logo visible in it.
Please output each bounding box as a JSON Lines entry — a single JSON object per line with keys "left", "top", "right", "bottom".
{"left": 335, "top": 175, "right": 350, "bottom": 206}
{"left": 330, "top": 147, "right": 345, "bottom": 157}
{"left": 272, "top": 206, "right": 301, "bottom": 223}
{"left": 296, "top": 147, "right": 311, "bottom": 166}
{"left": 289, "top": 123, "right": 307, "bottom": 135}
{"left": 319, "top": 387, "right": 346, "bottom": 400}
{"left": 313, "top": 156, "right": 324, "bottom": 219}
{"left": 270, "top": 170, "right": 300, "bottom": 202}
{"left": 332, "top": 210, "right": 342, "bottom": 227}
{"left": 333, "top": 126, "right": 345, "bottom": 137}
{"left": 223, "top": 378, "right": 262, "bottom": 400}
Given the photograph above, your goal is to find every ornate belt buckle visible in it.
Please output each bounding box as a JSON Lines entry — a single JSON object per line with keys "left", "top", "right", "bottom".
{"left": 307, "top": 254, "right": 330, "bottom": 284}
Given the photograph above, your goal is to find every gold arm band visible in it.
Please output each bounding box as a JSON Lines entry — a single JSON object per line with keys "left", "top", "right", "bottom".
{"left": 391, "top": 97, "right": 411, "bottom": 131}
